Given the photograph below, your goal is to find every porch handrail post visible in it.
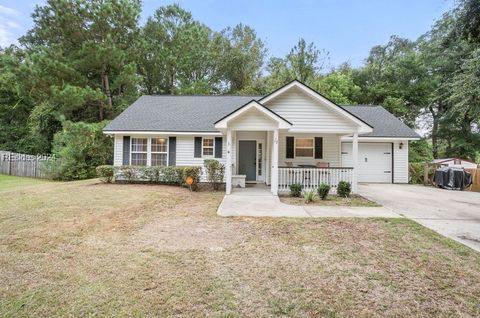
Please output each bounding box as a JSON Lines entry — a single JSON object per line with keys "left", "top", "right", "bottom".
{"left": 226, "top": 129, "right": 232, "bottom": 194}
{"left": 352, "top": 132, "right": 359, "bottom": 193}
{"left": 272, "top": 129, "right": 279, "bottom": 195}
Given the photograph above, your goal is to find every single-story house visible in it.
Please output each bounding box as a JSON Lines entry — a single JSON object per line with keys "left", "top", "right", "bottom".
{"left": 433, "top": 158, "right": 478, "bottom": 169}
{"left": 104, "top": 80, "right": 420, "bottom": 195}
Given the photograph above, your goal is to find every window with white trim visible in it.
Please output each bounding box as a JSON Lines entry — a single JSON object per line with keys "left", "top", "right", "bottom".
{"left": 131, "top": 138, "right": 148, "bottom": 165}
{"left": 202, "top": 138, "right": 214, "bottom": 157}
{"left": 295, "top": 138, "right": 314, "bottom": 157}
{"left": 151, "top": 138, "right": 168, "bottom": 166}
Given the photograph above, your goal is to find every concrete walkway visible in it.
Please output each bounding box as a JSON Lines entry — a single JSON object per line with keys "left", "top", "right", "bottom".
{"left": 217, "top": 185, "right": 400, "bottom": 218}
{"left": 359, "top": 183, "right": 480, "bottom": 252}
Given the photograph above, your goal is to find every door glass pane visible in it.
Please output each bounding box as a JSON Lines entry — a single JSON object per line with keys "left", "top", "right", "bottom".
{"left": 258, "top": 143, "right": 262, "bottom": 176}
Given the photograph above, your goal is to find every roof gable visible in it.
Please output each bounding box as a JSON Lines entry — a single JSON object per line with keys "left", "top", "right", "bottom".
{"left": 214, "top": 100, "right": 291, "bottom": 130}
{"left": 260, "top": 80, "right": 372, "bottom": 133}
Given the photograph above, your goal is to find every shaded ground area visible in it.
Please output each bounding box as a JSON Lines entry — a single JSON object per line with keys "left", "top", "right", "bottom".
{"left": 1, "top": 178, "right": 480, "bottom": 317}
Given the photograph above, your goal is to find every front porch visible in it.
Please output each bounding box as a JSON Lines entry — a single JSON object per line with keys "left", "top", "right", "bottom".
{"left": 224, "top": 128, "right": 359, "bottom": 196}
{"left": 214, "top": 99, "right": 362, "bottom": 196}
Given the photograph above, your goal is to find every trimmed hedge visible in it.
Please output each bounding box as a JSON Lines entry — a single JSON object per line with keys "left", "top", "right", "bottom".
{"left": 289, "top": 183, "right": 303, "bottom": 197}
{"left": 99, "top": 165, "right": 203, "bottom": 190}
{"left": 317, "top": 183, "right": 330, "bottom": 200}
{"left": 96, "top": 165, "right": 114, "bottom": 183}
{"left": 337, "top": 181, "right": 351, "bottom": 198}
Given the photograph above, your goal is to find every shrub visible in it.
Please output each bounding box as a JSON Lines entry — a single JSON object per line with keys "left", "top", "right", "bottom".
{"left": 317, "top": 183, "right": 330, "bottom": 200}
{"left": 337, "top": 181, "right": 351, "bottom": 198}
{"left": 96, "top": 165, "right": 114, "bottom": 183}
{"left": 204, "top": 159, "right": 225, "bottom": 190}
{"left": 142, "top": 166, "right": 160, "bottom": 183}
{"left": 160, "top": 166, "right": 184, "bottom": 184}
{"left": 51, "top": 120, "right": 112, "bottom": 180}
{"left": 289, "top": 183, "right": 303, "bottom": 197}
{"left": 303, "top": 189, "right": 316, "bottom": 203}
{"left": 183, "top": 166, "right": 202, "bottom": 190}
{"left": 121, "top": 166, "right": 137, "bottom": 183}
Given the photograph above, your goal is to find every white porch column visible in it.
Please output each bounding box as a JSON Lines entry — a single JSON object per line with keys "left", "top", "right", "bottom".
{"left": 226, "top": 129, "right": 232, "bottom": 194}
{"left": 352, "top": 132, "right": 359, "bottom": 193}
{"left": 271, "top": 129, "right": 279, "bottom": 195}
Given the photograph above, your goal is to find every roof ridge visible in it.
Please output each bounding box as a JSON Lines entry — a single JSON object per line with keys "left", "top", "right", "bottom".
{"left": 141, "top": 94, "right": 262, "bottom": 97}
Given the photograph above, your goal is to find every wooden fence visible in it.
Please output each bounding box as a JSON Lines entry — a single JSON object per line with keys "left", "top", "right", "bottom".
{"left": 466, "top": 169, "right": 480, "bottom": 192}
{"left": 0, "top": 151, "right": 54, "bottom": 178}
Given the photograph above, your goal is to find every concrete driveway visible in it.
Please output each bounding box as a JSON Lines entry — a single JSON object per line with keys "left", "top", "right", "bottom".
{"left": 359, "top": 183, "right": 480, "bottom": 252}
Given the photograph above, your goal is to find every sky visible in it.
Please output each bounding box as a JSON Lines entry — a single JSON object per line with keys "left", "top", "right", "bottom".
{"left": 0, "top": 0, "right": 454, "bottom": 68}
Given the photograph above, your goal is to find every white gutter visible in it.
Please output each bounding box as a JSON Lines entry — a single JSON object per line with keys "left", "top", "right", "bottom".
{"left": 102, "top": 131, "right": 223, "bottom": 136}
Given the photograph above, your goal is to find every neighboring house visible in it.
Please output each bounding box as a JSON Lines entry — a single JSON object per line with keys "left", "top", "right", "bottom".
{"left": 433, "top": 158, "right": 478, "bottom": 169}
{"left": 104, "top": 80, "right": 419, "bottom": 195}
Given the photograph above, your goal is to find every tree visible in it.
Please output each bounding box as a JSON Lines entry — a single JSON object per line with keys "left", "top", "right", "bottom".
{"left": 313, "top": 67, "right": 361, "bottom": 104}
{"left": 264, "top": 38, "right": 328, "bottom": 91}
{"left": 50, "top": 120, "right": 112, "bottom": 180}
{"left": 216, "top": 24, "right": 266, "bottom": 92}
{"left": 20, "top": 0, "right": 141, "bottom": 121}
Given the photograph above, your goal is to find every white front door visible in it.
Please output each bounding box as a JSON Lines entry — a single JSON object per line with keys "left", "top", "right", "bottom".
{"left": 342, "top": 142, "right": 392, "bottom": 183}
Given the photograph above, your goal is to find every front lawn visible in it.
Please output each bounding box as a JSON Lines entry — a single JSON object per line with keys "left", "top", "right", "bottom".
{"left": 1, "top": 177, "right": 479, "bottom": 317}
{"left": 0, "top": 174, "right": 49, "bottom": 191}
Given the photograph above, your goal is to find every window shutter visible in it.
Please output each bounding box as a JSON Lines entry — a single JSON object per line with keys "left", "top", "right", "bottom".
{"left": 214, "top": 137, "right": 223, "bottom": 158}
{"left": 194, "top": 137, "right": 202, "bottom": 158}
{"left": 314, "top": 137, "right": 323, "bottom": 159}
{"left": 286, "top": 136, "right": 294, "bottom": 159}
{"left": 168, "top": 137, "right": 176, "bottom": 166}
{"left": 122, "top": 136, "right": 130, "bottom": 165}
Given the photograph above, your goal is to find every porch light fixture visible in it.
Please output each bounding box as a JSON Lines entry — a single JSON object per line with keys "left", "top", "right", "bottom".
{"left": 399, "top": 142, "right": 404, "bottom": 149}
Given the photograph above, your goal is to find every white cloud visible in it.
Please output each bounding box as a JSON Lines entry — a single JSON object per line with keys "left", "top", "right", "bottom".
{"left": 0, "top": 5, "right": 21, "bottom": 47}
{"left": 0, "top": 5, "right": 20, "bottom": 17}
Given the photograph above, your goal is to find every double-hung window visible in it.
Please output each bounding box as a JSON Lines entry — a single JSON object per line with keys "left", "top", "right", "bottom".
{"left": 131, "top": 138, "right": 148, "bottom": 165}
{"left": 151, "top": 138, "right": 168, "bottom": 166}
{"left": 295, "top": 138, "right": 314, "bottom": 157}
{"left": 202, "top": 138, "right": 214, "bottom": 157}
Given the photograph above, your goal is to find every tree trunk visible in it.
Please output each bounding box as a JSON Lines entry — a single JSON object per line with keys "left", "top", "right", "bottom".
{"left": 429, "top": 104, "right": 439, "bottom": 158}
{"left": 101, "top": 64, "right": 113, "bottom": 120}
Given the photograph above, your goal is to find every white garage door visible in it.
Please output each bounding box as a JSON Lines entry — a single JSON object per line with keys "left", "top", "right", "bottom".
{"left": 341, "top": 143, "right": 392, "bottom": 183}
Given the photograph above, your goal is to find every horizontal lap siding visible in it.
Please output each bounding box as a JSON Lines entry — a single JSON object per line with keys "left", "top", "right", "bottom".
{"left": 265, "top": 87, "right": 356, "bottom": 131}
{"left": 278, "top": 133, "right": 340, "bottom": 167}
{"left": 114, "top": 135, "right": 123, "bottom": 166}
{"left": 176, "top": 135, "right": 227, "bottom": 181}
{"left": 228, "top": 108, "right": 277, "bottom": 130}
{"left": 393, "top": 140, "right": 409, "bottom": 183}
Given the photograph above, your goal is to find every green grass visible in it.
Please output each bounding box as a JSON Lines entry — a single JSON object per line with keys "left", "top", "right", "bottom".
{"left": 0, "top": 179, "right": 479, "bottom": 317}
{"left": 0, "top": 174, "right": 50, "bottom": 191}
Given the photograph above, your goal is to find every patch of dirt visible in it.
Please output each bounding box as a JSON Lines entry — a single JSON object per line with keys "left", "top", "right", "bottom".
{"left": 280, "top": 194, "right": 380, "bottom": 207}
{"left": 131, "top": 216, "right": 250, "bottom": 251}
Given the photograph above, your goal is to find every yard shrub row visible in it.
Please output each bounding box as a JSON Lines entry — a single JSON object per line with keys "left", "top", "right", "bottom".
{"left": 289, "top": 181, "right": 351, "bottom": 199}
{"left": 97, "top": 165, "right": 202, "bottom": 189}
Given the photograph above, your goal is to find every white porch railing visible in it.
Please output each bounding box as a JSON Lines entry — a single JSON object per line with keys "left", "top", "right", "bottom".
{"left": 278, "top": 167, "right": 354, "bottom": 194}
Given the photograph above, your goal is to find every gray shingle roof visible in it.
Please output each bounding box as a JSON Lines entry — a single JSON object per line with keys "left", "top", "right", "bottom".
{"left": 104, "top": 96, "right": 419, "bottom": 138}
{"left": 341, "top": 105, "right": 420, "bottom": 138}
{"left": 104, "top": 95, "right": 260, "bottom": 132}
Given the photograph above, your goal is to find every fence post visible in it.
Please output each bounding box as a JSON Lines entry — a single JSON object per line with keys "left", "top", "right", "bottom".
{"left": 423, "top": 163, "right": 429, "bottom": 185}
{"left": 8, "top": 152, "right": 12, "bottom": 176}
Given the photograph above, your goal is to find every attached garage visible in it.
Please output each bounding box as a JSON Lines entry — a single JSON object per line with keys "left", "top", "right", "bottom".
{"left": 341, "top": 142, "right": 392, "bottom": 183}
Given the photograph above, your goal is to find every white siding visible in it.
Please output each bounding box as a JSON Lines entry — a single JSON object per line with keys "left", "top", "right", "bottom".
{"left": 393, "top": 140, "right": 409, "bottom": 183}
{"left": 113, "top": 135, "right": 123, "bottom": 166}
{"left": 176, "top": 135, "right": 227, "bottom": 181}
{"left": 228, "top": 108, "right": 277, "bottom": 130}
{"left": 278, "top": 133, "right": 341, "bottom": 167}
{"left": 264, "top": 87, "right": 356, "bottom": 132}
